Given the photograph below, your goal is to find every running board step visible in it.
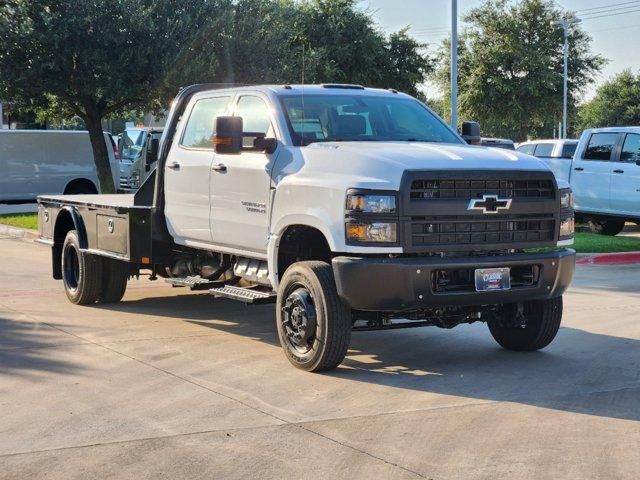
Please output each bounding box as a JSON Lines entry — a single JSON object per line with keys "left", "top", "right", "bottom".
{"left": 165, "top": 276, "right": 221, "bottom": 290}
{"left": 210, "top": 285, "right": 277, "bottom": 304}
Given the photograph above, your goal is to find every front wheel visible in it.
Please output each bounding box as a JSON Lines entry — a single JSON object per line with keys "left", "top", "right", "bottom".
{"left": 488, "top": 297, "right": 562, "bottom": 351}
{"left": 276, "top": 261, "right": 352, "bottom": 372}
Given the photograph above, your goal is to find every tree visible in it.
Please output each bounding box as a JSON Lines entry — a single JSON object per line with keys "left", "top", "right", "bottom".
{"left": 578, "top": 69, "right": 640, "bottom": 131}
{"left": 225, "top": 0, "right": 434, "bottom": 98}
{"left": 0, "top": 0, "right": 231, "bottom": 193}
{"left": 433, "top": 0, "right": 605, "bottom": 141}
{"left": 0, "top": 0, "right": 434, "bottom": 194}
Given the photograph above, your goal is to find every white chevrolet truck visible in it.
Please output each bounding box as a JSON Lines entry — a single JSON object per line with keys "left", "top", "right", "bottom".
{"left": 37, "top": 84, "right": 576, "bottom": 371}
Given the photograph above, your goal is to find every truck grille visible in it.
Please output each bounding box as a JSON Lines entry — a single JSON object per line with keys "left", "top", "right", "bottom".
{"left": 410, "top": 179, "right": 555, "bottom": 201}
{"left": 410, "top": 215, "right": 555, "bottom": 248}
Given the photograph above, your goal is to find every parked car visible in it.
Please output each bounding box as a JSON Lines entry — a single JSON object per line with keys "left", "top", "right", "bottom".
{"left": 516, "top": 139, "right": 579, "bottom": 180}
{"left": 480, "top": 137, "right": 515, "bottom": 150}
{"left": 37, "top": 84, "right": 575, "bottom": 372}
{"left": 118, "top": 127, "right": 163, "bottom": 192}
{"left": 0, "top": 130, "right": 119, "bottom": 203}
{"left": 527, "top": 128, "right": 640, "bottom": 235}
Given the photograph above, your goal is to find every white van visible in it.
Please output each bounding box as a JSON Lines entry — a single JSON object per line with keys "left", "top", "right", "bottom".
{"left": 0, "top": 130, "right": 118, "bottom": 203}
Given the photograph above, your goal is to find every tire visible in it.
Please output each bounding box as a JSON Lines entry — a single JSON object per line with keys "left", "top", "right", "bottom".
{"left": 276, "top": 261, "right": 352, "bottom": 372}
{"left": 61, "top": 230, "right": 102, "bottom": 305}
{"left": 98, "top": 257, "right": 129, "bottom": 303}
{"left": 597, "top": 218, "right": 625, "bottom": 236}
{"left": 488, "top": 296, "right": 562, "bottom": 351}
{"left": 64, "top": 181, "right": 98, "bottom": 195}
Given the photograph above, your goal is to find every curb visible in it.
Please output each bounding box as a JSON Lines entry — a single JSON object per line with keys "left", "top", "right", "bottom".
{"left": 0, "top": 224, "right": 39, "bottom": 241}
{"left": 576, "top": 251, "right": 640, "bottom": 266}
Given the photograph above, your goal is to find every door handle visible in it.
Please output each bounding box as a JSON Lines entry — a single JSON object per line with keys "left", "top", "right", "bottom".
{"left": 574, "top": 167, "right": 584, "bottom": 171}
{"left": 167, "top": 162, "right": 180, "bottom": 170}
{"left": 613, "top": 169, "right": 625, "bottom": 174}
{"left": 211, "top": 163, "right": 227, "bottom": 173}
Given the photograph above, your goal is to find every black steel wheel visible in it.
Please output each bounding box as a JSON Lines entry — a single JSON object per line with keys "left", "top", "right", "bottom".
{"left": 61, "top": 230, "right": 102, "bottom": 305}
{"left": 276, "top": 261, "right": 351, "bottom": 372}
{"left": 488, "top": 296, "right": 563, "bottom": 351}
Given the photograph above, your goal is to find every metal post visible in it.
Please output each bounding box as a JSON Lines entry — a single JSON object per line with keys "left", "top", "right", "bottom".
{"left": 552, "top": 17, "right": 580, "bottom": 139}
{"left": 450, "top": 0, "right": 458, "bottom": 129}
{"left": 562, "top": 23, "right": 568, "bottom": 139}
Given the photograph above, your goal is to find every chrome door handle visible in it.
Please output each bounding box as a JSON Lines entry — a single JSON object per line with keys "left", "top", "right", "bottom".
{"left": 167, "top": 162, "right": 180, "bottom": 170}
{"left": 613, "top": 169, "right": 625, "bottom": 174}
{"left": 211, "top": 163, "right": 227, "bottom": 173}
{"left": 574, "top": 167, "right": 584, "bottom": 171}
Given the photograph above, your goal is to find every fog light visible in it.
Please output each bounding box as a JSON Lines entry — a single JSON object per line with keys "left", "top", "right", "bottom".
{"left": 346, "top": 222, "right": 397, "bottom": 243}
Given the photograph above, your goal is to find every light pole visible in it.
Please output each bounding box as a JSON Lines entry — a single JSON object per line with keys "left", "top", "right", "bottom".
{"left": 450, "top": 0, "right": 458, "bottom": 129}
{"left": 552, "top": 16, "right": 581, "bottom": 139}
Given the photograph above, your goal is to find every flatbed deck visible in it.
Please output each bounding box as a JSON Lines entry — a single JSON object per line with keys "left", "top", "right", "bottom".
{"left": 39, "top": 194, "right": 137, "bottom": 210}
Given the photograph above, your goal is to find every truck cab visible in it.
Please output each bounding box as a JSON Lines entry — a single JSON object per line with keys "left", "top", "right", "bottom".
{"left": 550, "top": 127, "right": 640, "bottom": 235}
{"left": 118, "top": 127, "right": 163, "bottom": 192}
{"left": 38, "top": 84, "right": 576, "bottom": 372}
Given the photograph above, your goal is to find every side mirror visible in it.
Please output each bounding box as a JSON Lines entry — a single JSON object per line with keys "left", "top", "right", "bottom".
{"left": 146, "top": 138, "right": 159, "bottom": 170}
{"left": 635, "top": 159, "right": 640, "bottom": 167}
{"left": 254, "top": 136, "right": 278, "bottom": 154}
{"left": 214, "top": 116, "right": 242, "bottom": 154}
{"left": 461, "top": 121, "right": 481, "bottom": 145}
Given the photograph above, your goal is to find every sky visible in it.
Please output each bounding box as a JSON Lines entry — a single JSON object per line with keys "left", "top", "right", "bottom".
{"left": 357, "top": 0, "right": 640, "bottom": 101}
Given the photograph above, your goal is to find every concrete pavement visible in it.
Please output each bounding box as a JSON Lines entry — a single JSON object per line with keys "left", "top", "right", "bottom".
{"left": 0, "top": 235, "right": 638, "bottom": 479}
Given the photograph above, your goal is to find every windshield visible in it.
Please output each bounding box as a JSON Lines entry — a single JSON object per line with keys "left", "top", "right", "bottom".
{"left": 119, "top": 129, "right": 146, "bottom": 161}
{"left": 280, "top": 94, "right": 462, "bottom": 146}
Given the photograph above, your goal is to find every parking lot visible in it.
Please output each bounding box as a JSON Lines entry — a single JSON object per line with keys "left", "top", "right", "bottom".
{"left": 0, "top": 234, "right": 638, "bottom": 480}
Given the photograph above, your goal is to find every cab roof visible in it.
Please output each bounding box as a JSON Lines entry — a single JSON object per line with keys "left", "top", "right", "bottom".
{"left": 202, "top": 84, "right": 413, "bottom": 98}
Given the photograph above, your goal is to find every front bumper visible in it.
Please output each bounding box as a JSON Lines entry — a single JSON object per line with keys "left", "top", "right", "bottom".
{"left": 332, "top": 249, "right": 575, "bottom": 311}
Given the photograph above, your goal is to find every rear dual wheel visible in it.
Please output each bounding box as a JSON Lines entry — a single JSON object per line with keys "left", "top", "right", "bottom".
{"left": 61, "top": 230, "right": 128, "bottom": 305}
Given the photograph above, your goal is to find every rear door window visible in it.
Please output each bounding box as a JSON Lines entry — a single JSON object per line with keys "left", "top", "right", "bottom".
{"left": 533, "top": 143, "right": 554, "bottom": 157}
{"left": 516, "top": 144, "right": 535, "bottom": 155}
{"left": 583, "top": 133, "right": 619, "bottom": 161}
{"left": 181, "top": 96, "right": 230, "bottom": 149}
{"left": 620, "top": 133, "right": 640, "bottom": 163}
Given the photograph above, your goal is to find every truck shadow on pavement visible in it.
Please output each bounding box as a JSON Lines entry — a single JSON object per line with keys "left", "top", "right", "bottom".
{"left": 96, "top": 292, "right": 640, "bottom": 422}
{"left": 0, "top": 317, "right": 82, "bottom": 377}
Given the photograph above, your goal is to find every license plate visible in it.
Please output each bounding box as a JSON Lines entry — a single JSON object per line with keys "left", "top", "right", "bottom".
{"left": 475, "top": 267, "right": 511, "bottom": 292}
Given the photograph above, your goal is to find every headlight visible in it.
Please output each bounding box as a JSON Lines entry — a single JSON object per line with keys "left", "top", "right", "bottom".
{"left": 346, "top": 192, "right": 397, "bottom": 214}
{"left": 560, "top": 217, "right": 575, "bottom": 238}
{"left": 560, "top": 189, "right": 574, "bottom": 209}
{"left": 346, "top": 222, "right": 397, "bottom": 243}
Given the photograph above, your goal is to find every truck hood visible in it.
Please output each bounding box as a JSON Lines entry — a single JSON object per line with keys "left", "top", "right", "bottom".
{"left": 308, "top": 141, "right": 549, "bottom": 171}
{"left": 293, "top": 141, "right": 554, "bottom": 191}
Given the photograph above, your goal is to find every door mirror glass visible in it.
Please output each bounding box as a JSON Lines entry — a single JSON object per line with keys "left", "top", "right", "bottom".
{"left": 461, "top": 121, "right": 481, "bottom": 145}
{"left": 214, "top": 116, "right": 243, "bottom": 154}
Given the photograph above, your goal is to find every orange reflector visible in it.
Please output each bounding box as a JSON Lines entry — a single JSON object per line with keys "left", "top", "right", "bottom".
{"left": 212, "top": 136, "right": 232, "bottom": 145}
{"left": 346, "top": 224, "right": 367, "bottom": 240}
{"left": 141, "top": 256, "right": 150, "bottom": 264}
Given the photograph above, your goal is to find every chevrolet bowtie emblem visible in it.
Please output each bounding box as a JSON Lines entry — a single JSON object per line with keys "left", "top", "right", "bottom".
{"left": 467, "top": 194, "right": 512, "bottom": 214}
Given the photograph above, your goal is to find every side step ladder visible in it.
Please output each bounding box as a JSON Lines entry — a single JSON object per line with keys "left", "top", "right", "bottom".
{"left": 210, "top": 285, "right": 277, "bottom": 305}
{"left": 165, "top": 276, "right": 223, "bottom": 291}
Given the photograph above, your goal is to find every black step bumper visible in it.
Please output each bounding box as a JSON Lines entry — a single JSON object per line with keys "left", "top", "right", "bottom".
{"left": 332, "top": 249, "right": 575, "bottom": 311}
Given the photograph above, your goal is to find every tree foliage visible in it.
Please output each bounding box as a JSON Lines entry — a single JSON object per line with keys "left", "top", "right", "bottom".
{"left": 578, "top": 70, "right": 640, "bottom": 130}
{"left": 0, "top": 0, "right": 434, "bottom": 192}
{"left": 434, "top": 0, "right": 605, "bottom": 141}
